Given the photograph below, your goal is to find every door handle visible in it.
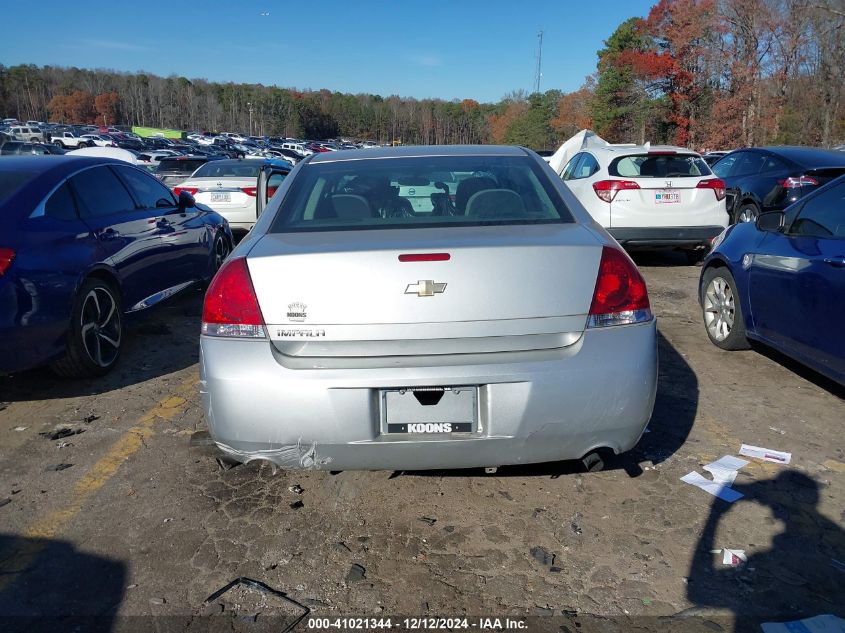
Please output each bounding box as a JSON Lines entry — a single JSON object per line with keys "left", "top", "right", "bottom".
{"left": 823, "top": 257, "right": 845, "bottom": 267}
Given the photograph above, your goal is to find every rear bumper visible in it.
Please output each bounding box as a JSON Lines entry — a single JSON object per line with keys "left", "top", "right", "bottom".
{"left": 199, "top": 320, "right": 658, "bottom": 471}
{"left": 608, "top": 226, "right": 724, "bottom": 247}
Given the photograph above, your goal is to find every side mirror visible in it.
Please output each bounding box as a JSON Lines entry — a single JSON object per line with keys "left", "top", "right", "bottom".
{"left": 756, "top": 211, "right": 784, "bottom": 232}
{"left": 177, "top": 190, "right": 195, "bottom": 210}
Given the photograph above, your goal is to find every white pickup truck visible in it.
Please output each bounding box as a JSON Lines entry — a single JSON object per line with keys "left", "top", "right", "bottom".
{"left": 52, "top": 131, "right": 93, "bottom": 148}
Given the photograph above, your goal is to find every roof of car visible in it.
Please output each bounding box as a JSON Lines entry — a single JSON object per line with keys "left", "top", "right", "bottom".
{"left": 0, "top": 155, "right": 125, "bottom": 177}
{"left": 754, "top": 146, "right": 845, "bottom": 166}
{"left": 308, "top": 144, "right": 529, "bottom": 163}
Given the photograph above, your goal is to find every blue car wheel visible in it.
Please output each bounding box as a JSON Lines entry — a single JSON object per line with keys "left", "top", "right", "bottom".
{"left": 701, "top": 266, "right": 750, "bottom": 351}
{"left": 51, "top": 277, "right": 123, "bottom": 377}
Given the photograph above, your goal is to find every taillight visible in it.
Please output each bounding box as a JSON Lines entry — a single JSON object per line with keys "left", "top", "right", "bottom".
{"left": 201, "top": 258, "right": 266, "bottom": 338}
{"left": 780, "top": 175, "right": 818, "bottom": 189}
{"left": 241, "top": 186, "right": 257, "bottom": 196}
{"left": 592, "top": 180, "right": 640, "bottom": 203}
{"left": 0, "top": 248, "right": 15, "bottom": 276}
{"left": 173, "top": 187, "right": 198, "bottom": 196}
{"left": 696, "top": 178, "right": 726, "bottom": 201}
{"left": 588, "top": 246, "right": 651, "bottom": 328}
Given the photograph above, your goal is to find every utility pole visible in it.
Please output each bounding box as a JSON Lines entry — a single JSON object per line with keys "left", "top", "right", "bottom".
{"left": 247, "top": 102, "right": 254, "bottom": 135}
{"left": 534, "top": 30, "right": 544, "bottom": 94}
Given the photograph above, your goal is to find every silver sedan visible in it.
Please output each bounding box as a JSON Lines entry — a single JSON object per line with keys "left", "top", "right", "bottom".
{"left": 200, "top": 145, "right": 657, "bottom": 471}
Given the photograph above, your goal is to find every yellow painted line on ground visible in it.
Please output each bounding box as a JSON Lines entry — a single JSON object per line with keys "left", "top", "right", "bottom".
{"left": 0, "top": 375, "right": 198, "bottom": 588}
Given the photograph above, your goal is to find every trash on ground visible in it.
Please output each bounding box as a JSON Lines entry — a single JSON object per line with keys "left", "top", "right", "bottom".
{"left": 149, "top": 597, "right": 166, "bottom": 605}
{"left": 769, "top": 426, "right": 786, "bottom": 435}
{"left": 642, "top": 597, "right": 652, "bottom": 606}
{"left": 0, "top": 498, "right": 11, "bottom": 508}
{"left": 39, "top": 427, "right": 85, "bottom": 441}
{"left": 418, "top": 516, "right": 437, "bottom": 526}
{"left": 681, "top": 471, "right": 743, "bottom": 502}
{"left": 45, "top": 463, "right": 73, "bottom": 472}
{"left": 720, "top": 548, "right": 747, "bottom": 566}
{"left": 289, "top": 499, "right": 304, "bottom": 509}
{"left": 13, "top": 426, "right": 27, "bottom": 432}
{"left": 57, "top": 441, "right": 72, "bottom": 448}
{"left": 530, "top": 546, "right": 556, "bottom": 566}
{"left": 201, "top": 577, "right": 310, "bottom": 633}
{"left": 83, "top": 414, "right": 100, "bottom": 424}
{"left": 739, "top": 444, "right": 791, "bottom": 464}
{"left": 345, "top": 563, "right": 366, "bottom": 583}
{"left": 215, "top": 456, "right": 240, "bottom": 471}
{"left": 288, "top": 484, "right": 304, "bottom": 494}
{"left": 702, "top": 455, "right": 749, "bottom": 486}
{"left": 760, "top": 614, "right": 845, "bottom": 633}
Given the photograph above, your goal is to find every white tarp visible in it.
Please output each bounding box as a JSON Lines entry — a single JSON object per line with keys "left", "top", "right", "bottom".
{"left": 547, "top": 129, "right": 608, "bottom": 176}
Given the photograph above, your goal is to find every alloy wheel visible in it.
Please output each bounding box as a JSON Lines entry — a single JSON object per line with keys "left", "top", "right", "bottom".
{"left": 703, "top": 276, "right": 735, "bottom": 342}
{"left": 214, "top": 235, "right": 230, "bottom": 271}
{"left": 80, "top": 287, "right": 121, "bottom": 367}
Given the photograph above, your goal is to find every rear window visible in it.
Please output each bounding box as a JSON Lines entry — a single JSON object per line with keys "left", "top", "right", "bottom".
{"left": 0, "top": 170, "right": 37, "bottom": 204}
{"left": 155, "top": 159, "right": 206, "bottom": 174}
{"left": 610, "top": 154, "right": 711, "bottom": 178}
{"left": 269, "top": 155, "right": 572, "bottom": 233}
{"left": 193, "top": 162, "right": 262, "bottom": 178}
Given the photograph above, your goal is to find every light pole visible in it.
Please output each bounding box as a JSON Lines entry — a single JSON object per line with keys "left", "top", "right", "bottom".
{"left": 247, "top": 102, "right": 254, "bottom": 136}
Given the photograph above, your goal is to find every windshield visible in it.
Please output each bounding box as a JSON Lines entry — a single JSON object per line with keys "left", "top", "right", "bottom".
{"left": 610, "top": 154, "right": 711, "bottom": 178}
{"left": 270, "top": 155, "right": 572, "bottom": 233}
{"left": 192, "top": 161, "right": 262, "bottom": 178}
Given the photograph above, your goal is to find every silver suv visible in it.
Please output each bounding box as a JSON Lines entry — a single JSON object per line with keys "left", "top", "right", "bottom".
{"left": 9, "top": 126, "right": 44, "bottom": 143}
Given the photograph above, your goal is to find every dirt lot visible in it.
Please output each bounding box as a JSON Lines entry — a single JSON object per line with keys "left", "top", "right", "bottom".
{"left": 0, "top": 254, "right": 843, "bottom": 633}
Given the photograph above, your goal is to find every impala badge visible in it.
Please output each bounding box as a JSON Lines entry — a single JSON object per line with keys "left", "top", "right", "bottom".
{"left": 405, "top": 280, "right": 447, "bottom": 297}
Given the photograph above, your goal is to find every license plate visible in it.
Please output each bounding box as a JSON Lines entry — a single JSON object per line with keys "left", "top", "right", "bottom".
{"left": 380, "top": 387, "right": 477, "bottom": 434}
{"left": 655, "top": 190, "right": 680, "bottom": 204}
{"left": 210, "top": 193, "right": 231, "bottom": 202}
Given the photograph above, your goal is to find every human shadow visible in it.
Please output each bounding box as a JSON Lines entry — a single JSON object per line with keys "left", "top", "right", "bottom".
{"left": 393, "top": 329, "right": 698, "bottom": 479}
{"left": 687, "top": 471, "right": 845, "bottom": 632}
{"left": 0, "top": 533, "right": 126, "bottom": 632}
{"left": 0, "top": 286, "right": 203, "bottom": 403}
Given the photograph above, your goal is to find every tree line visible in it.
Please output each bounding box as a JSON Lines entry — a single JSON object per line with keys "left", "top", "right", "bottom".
{"left": 1, "top": 0, "right": 842, "bottom": 150}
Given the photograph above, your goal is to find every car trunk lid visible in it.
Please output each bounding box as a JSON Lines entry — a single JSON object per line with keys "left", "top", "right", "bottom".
{"left": 246, "top": 224, "right": 602, "bottom": 357}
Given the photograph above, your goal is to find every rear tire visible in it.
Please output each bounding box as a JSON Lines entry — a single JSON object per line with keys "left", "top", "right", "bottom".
{"left": 700, "top": 267, "right": 750, "bottom": 350}
{"left": 51, "top": 278, "right": 123, "bottom": 378}
{"left": 211, "top": 232, "right": 231, "bottom": 275}
{"left": 735, "top": 202, "right": 760, "bottom": 224}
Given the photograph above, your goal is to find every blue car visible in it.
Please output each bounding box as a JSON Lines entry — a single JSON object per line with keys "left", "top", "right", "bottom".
{"left": 699, "top": 174, "right": 845, "bottom": 385}
{"left": 0, "top": 156, "right": 233, "bottom": 377}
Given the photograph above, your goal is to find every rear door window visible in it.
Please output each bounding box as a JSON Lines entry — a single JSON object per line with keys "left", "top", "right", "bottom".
{"left": 731, "top": 153, "right": 767, "bottom": 177}
{"left": 44, "top": 182, "right": 79, "bottom": 221}
{"left": 561, "top": 153, "right": 584, "bottom": 180}
{"left": 70, "top": 166, "right": 137, "bottom": 218}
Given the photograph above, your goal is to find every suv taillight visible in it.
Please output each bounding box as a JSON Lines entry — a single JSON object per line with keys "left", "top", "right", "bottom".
{"left": 592, "top": 180, "right": 640, "bottom": 203}
{"left": 588, "top": 246, "right": 651, "bottom": 328}
{"left": 202, "top": 258, "right": 266, "bottom": 338}
{"left": 696, "top": 178, "right": 727, "bottom": 200}
{"left": 0, "top": 248, "right": 15, "bottom": 276}
{"left": 780, "top": 175, "right": 819, "bottom": 189}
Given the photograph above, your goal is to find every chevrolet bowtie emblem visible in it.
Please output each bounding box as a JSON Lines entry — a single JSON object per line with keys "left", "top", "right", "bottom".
{"left": 405, "top": 280, "right": 447, "bottom": 297}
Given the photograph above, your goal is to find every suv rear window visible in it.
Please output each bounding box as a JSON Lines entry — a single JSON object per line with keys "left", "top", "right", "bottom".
{"left": 155, "top": 159, "right": 207, "bottom": 174}
{"left": 269, "top": 155, "right": 572, "bottom": 233}
{"left": 610, "top": 154, "right": 711, "bottom": 178}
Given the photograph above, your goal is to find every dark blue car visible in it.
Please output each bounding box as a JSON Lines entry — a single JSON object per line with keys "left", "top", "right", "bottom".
{"left": 0, "top": 156, "right": 233, "bottom": 377}
{"left": 699, "top": 174, "right": 845, "bottom": 385}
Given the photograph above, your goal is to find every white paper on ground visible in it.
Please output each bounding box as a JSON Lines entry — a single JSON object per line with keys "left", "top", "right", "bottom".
{"left": 761, "top": 614, "right": 845, "bottom": 633}
{"left": 739, "top": 444, "right": 792, "bottom": 464}
{"left": 721, "top": 549, "right": 747, "bottom": 566}
{"left": 703, "top": 456, "right": 750, "bottom": 485}
{"left": 680, "top": 471, "right": 744, "bottom": 502}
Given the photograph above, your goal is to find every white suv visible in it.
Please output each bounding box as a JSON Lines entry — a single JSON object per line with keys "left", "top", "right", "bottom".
{"left": 560, "top": 142, "right": 728, "bottom": 260}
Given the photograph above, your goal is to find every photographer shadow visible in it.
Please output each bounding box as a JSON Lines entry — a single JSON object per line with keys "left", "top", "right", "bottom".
{"left": 686, "top": 471, "right": 845, "bottom": 632}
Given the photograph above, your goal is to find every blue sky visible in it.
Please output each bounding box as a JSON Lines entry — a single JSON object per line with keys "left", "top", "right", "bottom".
{"left": 1, "top": 0, "right": 655, "bottom": 103}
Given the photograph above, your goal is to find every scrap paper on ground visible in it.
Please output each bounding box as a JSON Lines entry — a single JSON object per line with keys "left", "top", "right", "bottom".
{"left": 739, "top": 444, "right": 792, "bottom": 464}
{"left": 680, "top": 471, "right": 744, "bottom": 503}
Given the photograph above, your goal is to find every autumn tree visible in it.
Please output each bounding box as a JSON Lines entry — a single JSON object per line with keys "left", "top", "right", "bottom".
{"left": 94, "top": 91, "right": 121, "bottom": 126}
{"left": 551, "top": 80, "right": 595, "bottom": 139}
{"left": 47, "top": 90, "right": 94, "bottom": 123}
